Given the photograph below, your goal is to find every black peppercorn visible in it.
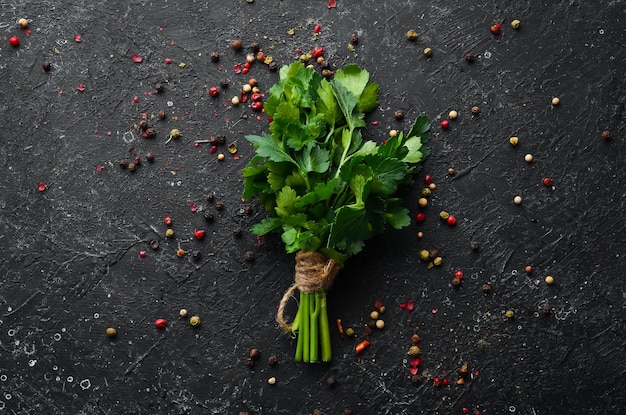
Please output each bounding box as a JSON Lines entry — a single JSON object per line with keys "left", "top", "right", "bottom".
{"left": 157, "top": 110, "right": 167, "bottom": 120}
{"left": 210, "top": 51, "right": 219, "bottom": 62}
{"left": 149, "top": 240, "right": 159, "bottom": 250}
{"left": 215, "top": 201, "right": 224, "bottom": 210}
{"left": 138, "top": 120, "right": 148, "bottom": 131}
{"left": 394, "top": 109, "right": 404, "bottom": 120}
{"left": 244, "top": 251, "right": 254, "bottom": 262}
{"left": 154, "top": 83, "right": 164, "bottom": 94}
{"left": 343, "top": 408, "right": 352, "bottom": 415}
{"left": 470, "top": 241, "right": 479, "bottom": 251}
{"left": 411, "top": 374, "right": 421, "bottom": 384}
{"left": 220, "top": 79, "right": 230, "bottom": 88}
{"left": 326, "top": 376, "right": 336, "bottom": 387}
{"left": 249, "top": 42, "right": 260, "bottom": 53}
{"left": 542, "top": 304, "right": 551, "bottom": 314}
{"left": 192, "top": 250, "right": 202, "bottom": 260}
{"left": 451, "top": 277, "right": 461, "bottom": 287}
{"left": 43, "top": 60, "right": 52, "bottom": 71}
{"left": 350, "top": 33, "right": 359, "bottom": 44}
{"left": 127, "top": 162, "right": 136, "bottom": 172}
{"left": 249, "top": 348, "right": 260, "bottom": 360}
{"left": 268, "top": 61, "right": 278, "bottom": 71}
{"left": 464, "top": 53, "right": 475, "bottom": 63}
{"left": 119, "top": 159, "right": 128, "bottom": 169}
{"left": 268, "top": 355, "right": 278, "bottom": 366}
{"left": 216, "top": 134, "right": 226, "bottom": 144}
{"left": 206, "top": 192, "right": 214, "bottom": 202}
{"left": 244, "top": 205, "right": 253, "bottom": 215}
{"left": 601, "top": 130, "right": 611, "bottom": 140}
{"left": 146, "top": 152, "right": 155, "bottom": 162}
{"left": 146, "top": 128, "right": 157, "bottom": 138}
{"left": 204, "top": 212, "right": 214, "bottom": 222}
{"left": 482, "top": 283, "right": 492, "bottom": 294}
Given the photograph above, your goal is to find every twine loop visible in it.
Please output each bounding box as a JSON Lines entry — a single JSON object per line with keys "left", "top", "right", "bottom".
{"left": 276, "top": 251, "right": 340, "bottom": 333}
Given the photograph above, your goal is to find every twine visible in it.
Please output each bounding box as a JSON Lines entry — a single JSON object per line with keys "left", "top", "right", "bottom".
{"left": 276, "top": 251, "right": 340, "bottom": 333}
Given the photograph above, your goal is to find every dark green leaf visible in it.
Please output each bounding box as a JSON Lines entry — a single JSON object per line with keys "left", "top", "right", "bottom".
{"left": 246, "top": 134, "right": 297, "bottom": 166}
{"left": 251, "top": 217, "right": 282, "bottom": 235}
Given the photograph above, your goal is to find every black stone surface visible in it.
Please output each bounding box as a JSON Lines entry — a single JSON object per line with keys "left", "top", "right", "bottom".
{"left": 1, "top": 1, "right": 625, "bottom": 414}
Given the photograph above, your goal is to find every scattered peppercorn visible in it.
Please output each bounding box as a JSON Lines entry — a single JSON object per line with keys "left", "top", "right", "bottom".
{"left": 408, "top": 346, "right": 421, "bottom": 356}
{"left": 471, "top": 106, "right": 480, "bottom": 115}
{"left": 267, "top": 377, "right": 276, "bottom": 385}
{"left": 231, "top": 39, "right": 243, "bottom": 50}
{"left": 268, "top": 355, "right": 278, "bottom": 366}
{"left": 244, "top": 251, "right": 254, "bottom": 262}
{"left": 505, "top": 310, "right": 515, "bottom": 319}
{"left": 106, "top": 327, "right": 117, "bottom": 337}
{"left": 418, "top": 197, "right": 428, "bottom": 208}
{"left": 326, "top": 376, "right": 336, "bottom": 387}
{"left": 411, "top": 374, "right": 421, "bottom": 384}
{"left": 601, "top": 130, "right": 611, "bottom": 140}
{"left": 249, "top": 42, "right": 260, "bottom": 53}
{"left": 350, "top": 33, "right": 359, "bottom": 44}
{"left": 423, "top": 47, "right": 433, "bottom": 57}
{"left": 127, "top": 162, "right": 136, "bottom": 172}
{"left": 551, "top": 97, "right": 560, "bottom": 106}
{"left": 433, "top": 257, "right": 443, "bottom": 266}
{"left": 176, "top": 248, "right": 186, "bottom": 257}
{"left": 154, "top": 83, "right": 164, "bottom": 94}
{"left": 525, "top": 265, "right": 533, "bottom": 274}
{"left": 8, "top": 36, "right": 19, "bottom": 47}
{"left": 451, "top": 277, "right": 461, "bottom": 287}
{"left": 345, "top": 327, "right": 355, "bottom": 337}
{"left": 204, "top": 212, "right": 214, "bottom": 222}
{"left": 470, "top": 241, "right": 479, "bottom": 251}
{"left": 406, "top": 30, "right": 418, "bottom": 40}
{"left": 179, "top": 308, "right": 189, "bottom": 317}
{"left": 192, "top": 250, "right": 202, "bottom": 260}
{"left": 43, "top": 60, "right": 52, "bottom": 71}
{"left": 394, "top": 109, "right": 404, "bottom": 120}
{"left": 189, "top": 315, "right": 201, "bottom": 326}
{"left": 119, "top": 159, "right": 128, "bottom": 169}
{"left": 411, "top": 333, "right": 420, "bottom": 344}
{"left": 214, "top": 201, "right": 225, "bottom": 210}
{"left": 155, "top": 318, "right": 167, "bottom": 328}
{"left": 482, "top": 283, "right": 492, "bottom": 294}
{"left": 545, "top": 275, "right": 554, "bottom": 285}
{"left": 542, "top": 177, "right": 553, "bottom": 187}
{"left": 509, "top": 136, "right": 519, "bottom": 146}
{"left": 448, "top": 110, "right": 458, "bottom": 119}
{"left": 145, "top": 152, "right": 154, "bottom": 162}
{"left": 165, "top": 229, "right": 174, "bottom": 238}
{"left": 464, "top": 53, "right": 475, "bottom": 63}
{"left": 524, "top": 153, "right": 534, "bottom": 163}
{"left": 375, "top": 319, "right": 385, "bottom": 329}
{"left": 511, "top": 19, "right": 521, "bottom": 29}
{"left": 542, "top": 304, "right": 552, "bottom": 314}
{"left": 514, "top": 195, "right": 522, "bottom": 205}
{"left": 490, "top": 23, "right": 502, "bottom": 35}
{"left": 150, "top": 240, "right": 159, "bottom": 250}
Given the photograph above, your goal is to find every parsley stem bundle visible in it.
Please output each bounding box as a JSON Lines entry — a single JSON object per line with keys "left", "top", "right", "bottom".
{"left": 243, "top": 62, "right": 429, "bottom": 362}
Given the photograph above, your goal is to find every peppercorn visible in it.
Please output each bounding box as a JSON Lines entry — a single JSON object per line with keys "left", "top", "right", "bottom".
{"left": 345, "top": 327, "right": 355, "bottom": 337}
{"left": 411, "top": 334, "right": 420, "bottom": 344}
{"left": 551, "top": 97, "right": 560, "bottom": 106}
{"left": 601, "top": 130, "right": 611, "bottom": 140}
{"left": 471, "top": 106, "right": 480, "bottom": 115}
{"left": 458, "top": 363, "right": 469, "bottom": 378}
{"left": 214, "top": 201, "right": 224, "bottom": 210}
{"left": 439, "top": 211, "right": 449, "bottom": 220}
{"left": 189, "top": 315, "right": 201, "bottom": 326}
{"left": 509, "top": 136, "right": 519, "bottom": 146}
{"left": 150, "top": 240, "right": 159, "bottom": 250}
{"left": 321, "top": 69, "right": 333, "bottom": 78}
{"left": 406, "top": 30, "right": 418, "bottom": 41}
{"left": 244, "top": 251, "right": 254, "bottom": 262}
{"left": 470, "top": 241, "right": 479, "bottom": 251}
{"left": 394, "top": 109, "right": 405, "bottom": 120}
{"left": 145, "top": 152, "right": 154, "bottom": 162}
{"left": 419, "top": 250, "right": 430, "bottom": 261}
{"left": 267, "top": 377, "right": 276, "bottom": 385}
{"left": 511, "top": 19, "right": 521, "bottom": 29}
{"left": 350, "top": 33, "right": 359, "bottom": 43}
{"left": 326, "top": 376, "right": 336, "bottom": 387}
{"left": 525, "top": 265, "right": 533, "bottom": 274}
{"left": 343, "top": 409, "right": 353, "bottom": 415}
{"left": 43, "top": 60, "right": 52, "bottom": 71}
{"left": 505, "top": 310, "right": 515, "bottom": 319}
{"left": 408, "top": 346, "right": 421, "bottom": 356}
{"left": 433, "top": 257, "right": 443, "bottom": 266}
{"left": 231, "top": 39, "right": 243, "bottom": 50}
{"left": 375, "top": 319, "right": 385, "bottom": 329}
{"left": 421, "top": 188, "right": 431, "bottom": 197}
{"left": 429, "top": 249, "right": 439, "bottom": 259}
{"left": 231, "top": 96, "right": 240, "bottom": 106}
{"left": 138, "top": 120, "right": 148, "bottom": 131}
{"left": 268, "top": 355, "right": 278, "bottom": 366}
{"left": 449, "top": 110, "right": 458, "bottom": 119}
{"left": 169, "top": 129, "right": 181, "bottom": 139}
{"left": 192, "top": 250, "right": 202, "bottom": 260}
{"left": 176, "top": 248, "right": 186, "bottom": 257}
{"left": 451, "top": 277, "right": 461, "bottom": 287}
{"left": 145, "top": 128, "right": 157, "bottom": 138}
{"left": 154, "top": 83, "right": 164, "bottom": 94}
{"left": 524, "top": 153, "right": 534, "bottom": 163}
{"left": 249, "top": 348, "right": 260, "bottom": 360}
{"left": 127, "top": 162, "right": 136, "bottom": 172}
{"left": 423, "top": 47, "right": 433, "bottom": 57}
{"left": 542, "top": 304, "right": 552, "bottom": 314}
{"left": 545, "top": 275, "right": 554, "bottom": 285}
{"left": 514, "top": 195, "right": 522, "bottom": 205}
{"left": 219, "top": 79, "right": 230, "bottom": 89}
{"left": 482, "top": 283, "right": 492, "bottom": 294}
{"left": 249, "top": 42, "right": 260, "bottom": 53}
{"left": 210, "top": 51, "right": 219, "bottom": 62}
{"left": 179, "top": 309, "right": 188, "bottom": 317}
{"left": 268, "top": 61, "right": 278, "bottom": 71}
{"left": 411, "top": 374, "right": 421, "bottom": 384}
{"left": 106, "top": 327, "right": 117, "bottom": 337}
{"left": 204, "top": 212, "right": 214, "bottom": 222}
{"left": 165, "top": 228, "right": 174, "bottom": 238}
{"left": 119, "top": 159, "right": 128, "bottom": 169}
{"left": 448, "top": 168, "right": 455, "bottom": 175}
{"left": 464, "top": 53, "right": 475, "bottom": 63}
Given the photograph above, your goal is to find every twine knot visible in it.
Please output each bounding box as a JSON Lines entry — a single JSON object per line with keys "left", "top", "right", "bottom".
{"left": 276, "top": 251, "right": 340, "bottom": 333}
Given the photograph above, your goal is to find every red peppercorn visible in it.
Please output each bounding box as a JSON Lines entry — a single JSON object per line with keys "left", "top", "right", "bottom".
{"left": 542, "top": 177, "right": 553, "bottom": 186}
{"left": 208, "top": 87, "right": 220, "bottom": 97}
{"left": 250, "top": 92, "right": 262, "bottom": 102}
{"left": 447, "top": 215, "right": 457, "bottom": 226}
{"left": 440, "top": 119, "right": 450, "bottom": 130}
{"left": 155, "top": 318, "right": 167, "bottom": 328}
{"left": 134, "top": 156, "right": 141, "bottom": 165}
{"left": 432, "top": 377, "right": 442, "bottom": 387}
{"left": 454, "top": 270, "right": 464, "bottom": 279}
{"left": 193, "top": 228, "right": 206, "bottom": 240}
{"left": 164, "top": 216, "right": 173, "bottom": 226}
{"left": 139, "top": 250, "right": 147, "bottom": 258}
{"left": 311, "top": 47, "right": 324, "bottom": 58}
{"left": 9, "top": 36, "right": 20, "bottom": 47}
{"left": 442, "top": 378, "right": 449, "bottom": 386}
{"left": 164, "top": 58, "right": 172, "bottom": 64}
{"left": 241, "top": 67, "right": 250, "bottom": 74}
{"left": 462, "top": 409, "right": 470, "bottom": 414}
{"left": 490, "top": 23, "right": 502, "bottom": 35}
{"left": 314, "top": 23, "right": 321, "bottom": 33}
{"left": 415, "top": 212, "right": 426, "bottom": 223}
{"left": 423, "top": 174, "right": 433, "bottom": 185}
{"left": 250, "top": 101, "right": 263, "bottom": 112}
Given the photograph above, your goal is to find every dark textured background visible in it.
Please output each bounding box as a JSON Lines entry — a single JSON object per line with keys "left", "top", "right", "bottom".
{"left": 1, "top": 1, "right": 625, "bottom": 414}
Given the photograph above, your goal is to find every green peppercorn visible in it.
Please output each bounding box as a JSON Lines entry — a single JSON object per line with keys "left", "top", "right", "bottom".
{"left": 439, "top": 211, "right": 449, "bottom": 220}
{"left": 406, "top": 30, "right": 418, "bottom": 41}
{"left": 421, "top": 188, "right": 431, "bottom": 197}
{"left": 419, "top": 250, "right": 430, "bottom": 261}
{"left": 407, "top": 345, "right": 421, "bottom": 356}
{"left": 189, "top": 315, "right": 201, "bottom": 326}
{"left": 345, "top": 327, "right": 355, "bottom": 337}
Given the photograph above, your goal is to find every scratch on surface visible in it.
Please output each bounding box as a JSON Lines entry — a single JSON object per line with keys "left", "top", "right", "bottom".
{"left": 3, "top": 290, "right": 45, "bottom": 318}
{"left": 450, "top": 147, "right": 497, "bottom": 181}
{"left": 119, "top": 336, "right": 166, "bottom": 378}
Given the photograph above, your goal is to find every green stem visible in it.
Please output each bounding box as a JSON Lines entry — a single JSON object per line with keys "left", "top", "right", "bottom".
{"left": 317, "top": 291, "right": 332, "bottom": 362}
{"left": 294, "top": 293, "right": 304, "bottom": 362}
{"left": 291, "top": 307, "right": 301, "bottom": 335}
{"left": 309, "top": 291, "right": 320, "bottom": 362}
{"left": 300, "top": 291, "right": 311, "bottom": 363}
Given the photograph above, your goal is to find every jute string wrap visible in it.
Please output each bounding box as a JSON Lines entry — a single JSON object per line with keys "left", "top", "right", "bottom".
{"left": 276, "top": 251, "right": 340, "bottom": 333}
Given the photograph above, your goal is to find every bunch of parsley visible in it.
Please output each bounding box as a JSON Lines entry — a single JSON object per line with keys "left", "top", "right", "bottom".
{"left": 242, "top": 62, "right": 429, "bottom": 362}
